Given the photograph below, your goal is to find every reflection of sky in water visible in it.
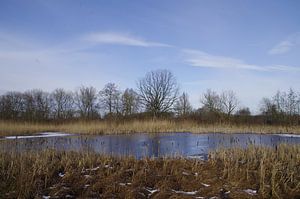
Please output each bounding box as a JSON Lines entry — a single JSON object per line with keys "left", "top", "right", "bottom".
{"left": 1, "top": 133, "right": 300, "bottom": 159}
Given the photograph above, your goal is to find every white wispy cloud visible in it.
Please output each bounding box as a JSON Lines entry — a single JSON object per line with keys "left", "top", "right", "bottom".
{"left": 183, "top": 49, "right": 300, "bottom": 72}
{"left": 83, "top": 32, "right": 172, "bottom": 47}
{"left": 269, "top": 32, "right": 300, "bottom": 55}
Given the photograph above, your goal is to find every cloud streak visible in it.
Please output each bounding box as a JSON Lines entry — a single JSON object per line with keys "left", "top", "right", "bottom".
{"left": 83, "top": 32, "right": 172, "bottom": 47}
{"left": 183, "top": 49, "right": 300, "bottom": 72}
{"left": 268, "top": 32, "right": 300, "bottom": 55}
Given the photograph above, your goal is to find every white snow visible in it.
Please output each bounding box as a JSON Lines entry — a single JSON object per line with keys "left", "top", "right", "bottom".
{"left": 145, "top": 187, "right": 159, "bottom": 196}
{"left": 84, "top": 166, "right": 100, "bottom": 172}
{"left": 3, "top": 132, "right": 70, "bottom": 140}
{"left": 274, "top": 134, "right": 300, "bottom": 138}
{"left": 58, "top": 172, "right": 65, "bottom": 177}
{"left": 182, "top": 171, "right": 190, "bottom": 176}
{"left": 244, "top": 189, "right": 257, "bottom": 195}
{"left": 119, "top": 182, "right": 132, "bottom": 186}
{"left": 84, "top": 175, "right": 92, "bottom": 178}
{"left": 201, "top": 183, "right": 210, "bottom": 187}
{"left": 42, "top": 196, "right": 50, "bottom": 199}
{"left": 91, "top": 166, "right": 100, "bottom": 171}
{"left": 172, "top": 189, "right": 198, "bottom": 195}
{"left": 187, "top": 155, "right": 205, "bottom": 160}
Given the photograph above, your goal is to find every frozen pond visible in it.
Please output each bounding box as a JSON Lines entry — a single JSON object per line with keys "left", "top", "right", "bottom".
{"left": 1, "top": 132, "right": 300, "bottom": 159}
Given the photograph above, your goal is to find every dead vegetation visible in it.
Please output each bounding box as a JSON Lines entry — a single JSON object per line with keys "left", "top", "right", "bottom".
{"left": 1, "top": 120, "right": 300, "bottom": 136}
{"left": 1, "top": 144, "right": 299, "bottom": 199}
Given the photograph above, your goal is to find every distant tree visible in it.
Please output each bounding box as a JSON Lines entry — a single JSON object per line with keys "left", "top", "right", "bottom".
{"left": 174, "top": 92, "right": 192, "bottom": 116}
{"left": 273, "top": 90, "right": 285, "bottom": 114}
{"left": 220, "top": 90, "right": 239, "bottom": 117}
{"left": 235, "top": 107, "right": 251, "bottom": 116}
{"left": 200, "top": 89, "right": 221, "bottom": 113}
{"left": 285, "top": 88, "right": 298, "bottom": 116}
{"left": 22, "top": 90, "right": 52, "bottom": 121}
{"left": 74, "top": 86, "right": 99, "bottom": 119}
{"left": 121, "top": 88, "right": 140, "bottom": 116}
{"left": 99, "top": 83, "right": 122, "bottom": 115}
{"left": 137, "top": 70, "right": 179, "bottom": 117}
{"left": 260, "top": 97, "right": 277, "bottom": 116}
{"left": 51, "top": 88, "right": 74, "bottom": 120}
{"left": 0, "top": 91, "right": 24, "bottom": 120}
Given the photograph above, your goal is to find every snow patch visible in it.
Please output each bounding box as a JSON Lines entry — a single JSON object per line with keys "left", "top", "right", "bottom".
{"left": 244, "top": 189, "right": 257, "bottom": 195}
{"left": 274, "top": 134, "right": 300, "bottom": 138}
{"left": 172, "top": 189, "right": 198, "bottom": 195}
{"left": 145, "top": 187, "right": 159, "bottom": 196}
{"left": 187, "top": 155, "right": 205, "bottom": 160}
{"left": 119, "top": 182, "right": 132, "bottom": 186}
{"left": 201, "top": 183, "right": 210, "bottom": 187}
{"left": 3, "top": 132, "right": 70, "bottom": 140}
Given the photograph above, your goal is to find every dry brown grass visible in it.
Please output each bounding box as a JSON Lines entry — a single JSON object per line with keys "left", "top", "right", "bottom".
{"left": 1, "top": 144, "right": 299, "bottom": 199}
{"left": 1, "top": 120, "right": 300, "bottom": 136}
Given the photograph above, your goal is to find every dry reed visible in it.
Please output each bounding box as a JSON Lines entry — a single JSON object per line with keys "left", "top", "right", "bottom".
{"left": 1, "top": 120, "right": 300, "bottom": 136}
{"left": 0, "top": 144, "right": 299, "bottom": 198}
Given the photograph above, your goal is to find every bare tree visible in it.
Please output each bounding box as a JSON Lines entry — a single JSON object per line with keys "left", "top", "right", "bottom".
{"left": 99, "top": 83, "right": 122, "bottom": 115}
{"left": 273, "top": 90, "right": 285, "bottom": 114}
{"left": 51, "top": 88, "right": 74, "bottom": 119}
{"left": 0, "top": 91, "right": 24, "bottom": 120}
{"left": 74, "top": 86, "right": 99, "bottom": 119}
{"left": 220, "top": 90, "right": 239, "bottom": 117}
{"left": 260, "top": 97, "right": 277, "bottom": 116}
{"left": 174, "top": 92, "right": 192, "bottom": 116}
{"left": 21, "top": 90, "right": 52, "bottom": 121}
{"left": 285, "top": 88, "right": 298, "bottom": 116}
{"left": 200, "top": 89, "right": 221, "bottom": 113}
{"left": 137, "top": 70, "right": 179, "bottom": 117}
{"left": 121, "top": 88, "right": 140, "bottom": 116}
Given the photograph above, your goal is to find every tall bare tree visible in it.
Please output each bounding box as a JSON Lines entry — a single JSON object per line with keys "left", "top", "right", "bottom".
{"left": 0, "top": 91, "right": 24, "bottom": 120}
{"left": 200, "top": 89, "right": 221, "bottom": 113}
{"left": 174, "top": 92, "right": 192, "bottom": 116}
{"left": 285, "top": 88, "right": 298, "bottom": 116}
{"left": 99, "top": 83, "right": 122, "bottom": 115}
{"left": 220, "top": 90, "right": 239, "bottom": 117}
{"left": 260, "top": 97, "right": 277, "bottom": 116}
{"left": 74, "top": 86, "right": 99, "bottom": 119}
{"left": 51, "top": 88, "right": 74, "bottom": 119}
{"left": 137, "top": 70, "right": 179, "bottom": 116}
{"left": 121, "top": 88, "right": 140, "bottom": 116}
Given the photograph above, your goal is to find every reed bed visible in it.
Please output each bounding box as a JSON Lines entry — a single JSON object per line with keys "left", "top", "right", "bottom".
{"left": 1, "top": 120, "right": 300, "bottom": 136}
{"left": 0, "top": 144, "right": 299, "bottom": 199}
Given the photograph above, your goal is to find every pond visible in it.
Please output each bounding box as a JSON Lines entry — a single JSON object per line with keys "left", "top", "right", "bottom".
{"left": 1, "top": 132, "right": 300, "bottom": 159}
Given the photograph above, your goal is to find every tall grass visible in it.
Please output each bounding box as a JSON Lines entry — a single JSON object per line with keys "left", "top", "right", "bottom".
{"left": 1, "top": 119, "right": 300, "bottom": 136}
{"left": 1, "top": 144, "right": 299, "bottom": 198}
{"left": 210, "top": 144, "right": 300, "bottom": 198}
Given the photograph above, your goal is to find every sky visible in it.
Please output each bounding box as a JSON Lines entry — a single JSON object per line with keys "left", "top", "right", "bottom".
{"left": 0, "top": 0, "right": 300, "bottom": 113}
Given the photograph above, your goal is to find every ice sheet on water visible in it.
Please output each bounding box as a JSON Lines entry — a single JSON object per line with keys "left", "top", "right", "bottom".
{"left": 274, "top": 134, "right": 300, "bottom": 138}
{"left": 3, "top": 132, "right": 71, "bottom": 140}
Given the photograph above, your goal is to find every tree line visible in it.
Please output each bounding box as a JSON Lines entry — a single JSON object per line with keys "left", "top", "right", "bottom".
{"left": 0, "top": 69, "right": 299, "bottom": 125}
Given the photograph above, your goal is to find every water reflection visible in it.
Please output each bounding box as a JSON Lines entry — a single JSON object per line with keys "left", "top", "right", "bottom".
{"left": 1, "top": 132, "right": 300, "bottom": 159}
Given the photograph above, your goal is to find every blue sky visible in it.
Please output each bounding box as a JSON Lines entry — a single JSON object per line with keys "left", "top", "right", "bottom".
{"left": 0, "top": 0, "right": 300, "bottom": 112}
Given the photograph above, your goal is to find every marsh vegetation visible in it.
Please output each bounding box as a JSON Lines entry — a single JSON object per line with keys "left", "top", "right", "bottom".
{"left": 1, "top": 144, "right": 299, "bottom": 199}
